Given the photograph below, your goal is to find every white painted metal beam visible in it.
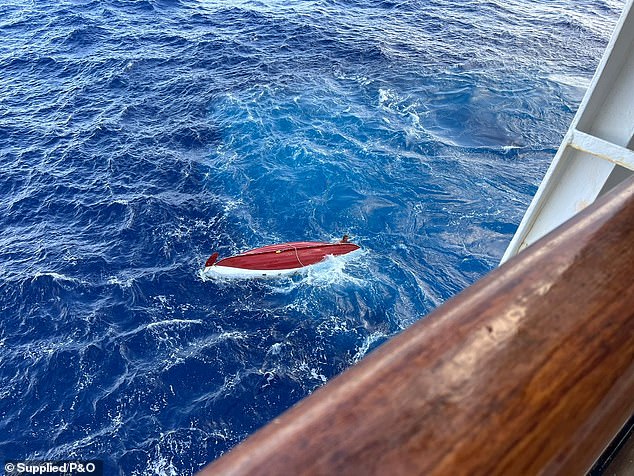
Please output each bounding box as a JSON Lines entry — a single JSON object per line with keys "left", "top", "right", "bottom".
{"left": 501, "top": 0, "right": 634, "bottom": 263}
{"left": 569, "top": 130, "right": 634, "bottom": 171}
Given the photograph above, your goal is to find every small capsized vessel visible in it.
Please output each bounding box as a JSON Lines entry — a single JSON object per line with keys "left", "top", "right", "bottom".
{"left": 203, "top": 236, "right": 360, "bottom": 279}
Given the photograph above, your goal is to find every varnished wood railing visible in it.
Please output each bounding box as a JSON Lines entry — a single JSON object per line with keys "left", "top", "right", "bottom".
{"left": 198, "top": 176, "right": 634, "bottom": 475}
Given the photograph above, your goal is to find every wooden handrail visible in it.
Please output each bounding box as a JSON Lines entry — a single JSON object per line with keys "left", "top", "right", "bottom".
{"left": 198, "top": 176, "right": 634, "bottom": 476}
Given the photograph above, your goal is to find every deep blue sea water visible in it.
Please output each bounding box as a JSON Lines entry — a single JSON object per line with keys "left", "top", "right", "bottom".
{"left": 0, "top": 0, "right": 624, "bottom": 474}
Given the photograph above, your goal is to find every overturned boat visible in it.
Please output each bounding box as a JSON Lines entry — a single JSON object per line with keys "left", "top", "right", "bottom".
{"left": 203, "top": 236, "right": 360, "bottom": 279}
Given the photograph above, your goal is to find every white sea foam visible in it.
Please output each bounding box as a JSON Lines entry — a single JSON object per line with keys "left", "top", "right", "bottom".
{"left": 107, "top": 275, "right": 135, "bottom": 288}
{"left": 158, "top": 330, "right": 249, "bottom": 373}
{"left": 548, "top": 73, "right": 591, "bottom": 89}
{"left": 316, "top": 314, "right": 354, "bottom": 337}
{"left": 274, "top": 249, "right": 368, "bottom": 292}
{"left": 32, "top": 271, "right": 81, "bottom": 283}
{"left": 266, "top": 342, "right": 283, "bottom": 355}
{"left": 146, "top": 319, "right": 203, "bottom": 330}
{"left": 352, "top": 331, "right": 387, "bottom": 363}
{"left": 297, "top": 361, "right": 328, "bottom": 384}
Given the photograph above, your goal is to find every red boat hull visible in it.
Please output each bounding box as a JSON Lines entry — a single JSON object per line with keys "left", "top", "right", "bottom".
{"left": 203, "top": 240, "right": 360, "bottom": 278}
{"left": 217, "top": 242, "right": 359, "bottom": 270}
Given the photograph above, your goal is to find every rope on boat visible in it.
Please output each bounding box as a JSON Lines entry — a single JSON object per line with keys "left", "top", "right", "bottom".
{"left": 292, "top": 245, "right": 306, "bottom": 267}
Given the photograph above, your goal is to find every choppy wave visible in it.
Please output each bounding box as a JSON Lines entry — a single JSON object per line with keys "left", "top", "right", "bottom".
{"left": 0, "top": 0, "right": 623, "bottom": 474}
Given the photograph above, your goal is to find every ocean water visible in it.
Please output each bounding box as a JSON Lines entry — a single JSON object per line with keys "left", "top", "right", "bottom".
{"left": 0, "top": 0, "right": 623, "bottom": 474}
